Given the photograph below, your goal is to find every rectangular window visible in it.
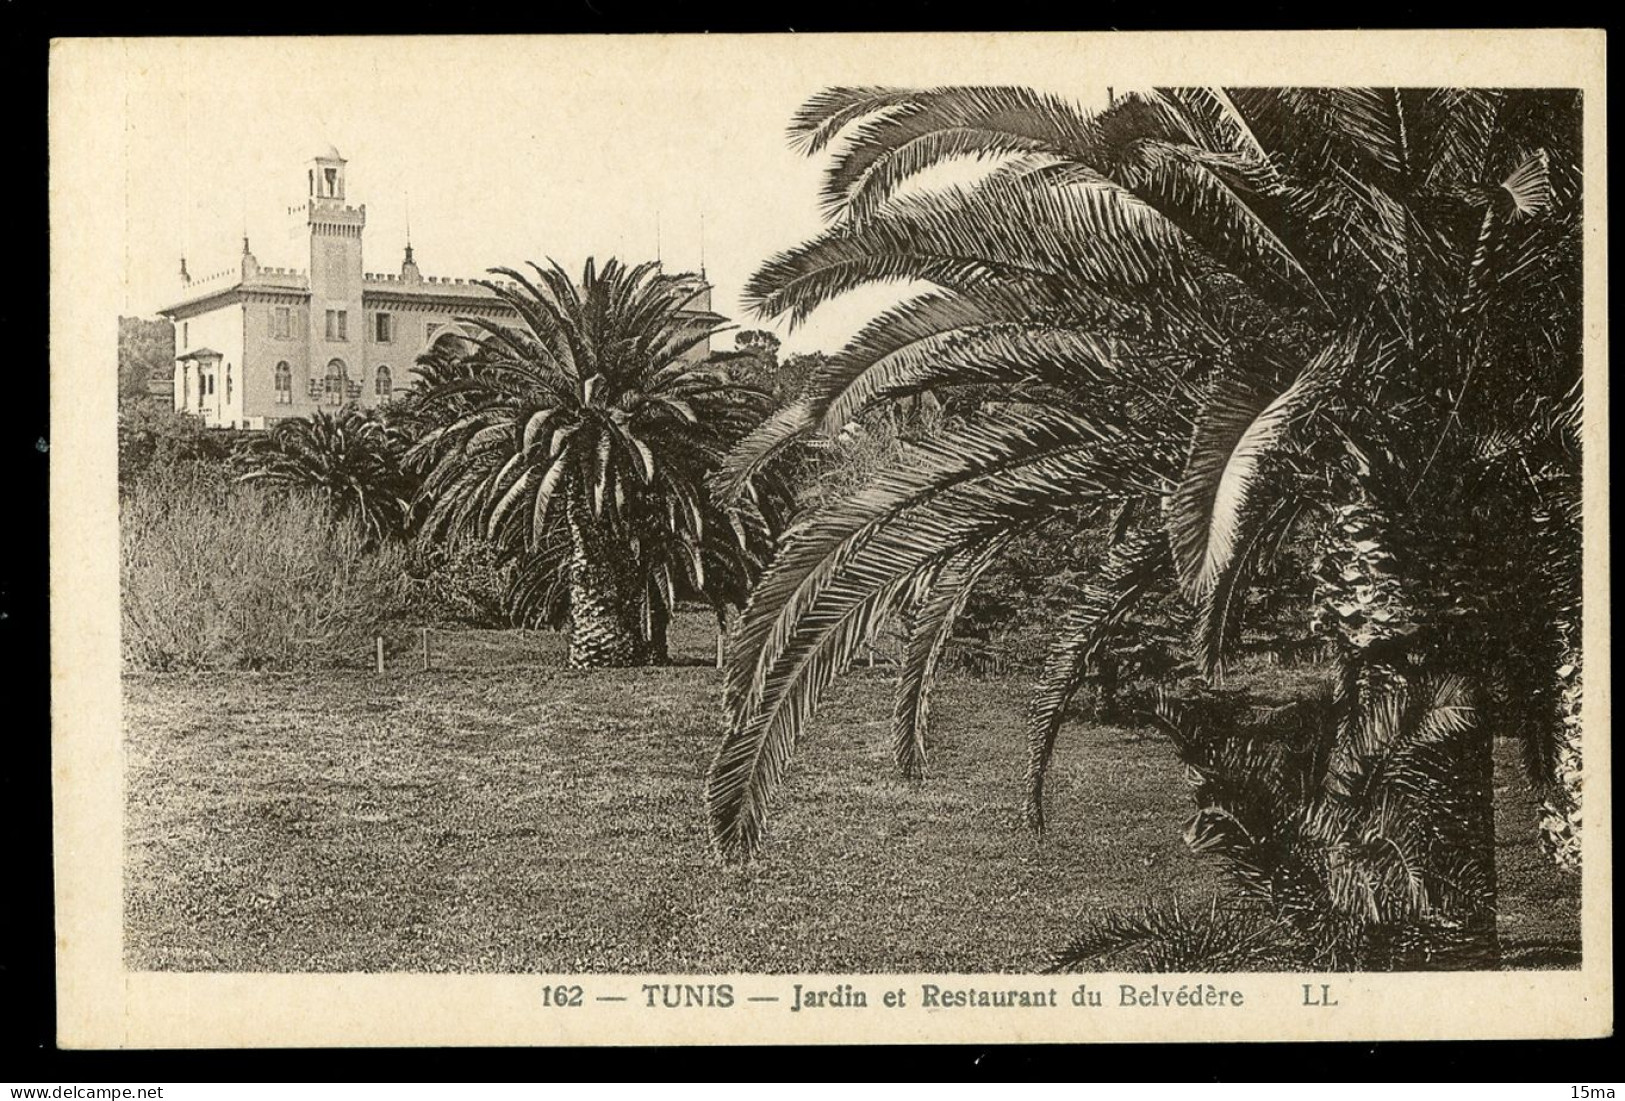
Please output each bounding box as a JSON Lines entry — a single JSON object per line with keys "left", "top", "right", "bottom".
{"left": 326, "top": 309, "right": 349, "bottom": 341}
{"left": 375, "top": 312, "right": 392, "bottom": 343}
{"left": 273, "top": 307, "right": 291, "bottom": 339}
{"left": 338, "top": 310, "right": 348, "bottom": 341}
{"left": 182, "top": 322, "right": 189, "bottom": 347}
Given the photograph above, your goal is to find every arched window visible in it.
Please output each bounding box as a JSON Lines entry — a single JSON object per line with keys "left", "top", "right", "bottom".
{"left": 324, "top": 359, "right": 348, "bottom": 405}
{"left": 275, "top": 361, "right": 292, "bottom": 404}
{"left": 374, "top": 365, "right": 392, "bottom": 397}
{"left": 225, "top": 364, "right": 233, "bottom": 404}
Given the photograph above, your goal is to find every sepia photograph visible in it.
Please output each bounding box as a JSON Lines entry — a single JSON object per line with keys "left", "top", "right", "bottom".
{"left": 50, "top": 30, "right": 1610, "bottom": 1047}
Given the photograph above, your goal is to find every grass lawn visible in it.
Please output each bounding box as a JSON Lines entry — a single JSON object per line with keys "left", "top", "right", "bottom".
{"left": 124, "top": 615, "right": 1580, "bottom": 973}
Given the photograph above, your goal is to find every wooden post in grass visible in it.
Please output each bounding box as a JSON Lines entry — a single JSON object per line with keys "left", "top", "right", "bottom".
{"left": 420, "top": 626, "right": 430, "bottom": 671}
{"left": 375, "top": 636, "right": 385, "bottom": 675}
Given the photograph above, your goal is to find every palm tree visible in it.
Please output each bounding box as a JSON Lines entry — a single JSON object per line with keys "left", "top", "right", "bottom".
{"left": 238, "top": 407, "right": 413, "bottom": 546}
{"left": 707, "top": 87, "right": 1582, "bottom": 965}
{"left": 410, "top": 257, "right": 787, "bottom": 668}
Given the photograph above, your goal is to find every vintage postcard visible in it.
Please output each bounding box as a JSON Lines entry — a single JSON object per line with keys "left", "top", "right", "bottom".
{"left": 50, "top": 30, "right": 1610, "bottom": 1047}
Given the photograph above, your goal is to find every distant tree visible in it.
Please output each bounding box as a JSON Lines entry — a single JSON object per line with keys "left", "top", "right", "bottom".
{"left": 712, "top": 329, "right": 782, "bottom": 390}
{"left": 735, "top": 329, "right": 782, "bottom": 357}
{"left": 118, "top": 316, "right": 174, "bottom": 406}
{"left": 771, "top": 350, "right": 823, "bottom": 406}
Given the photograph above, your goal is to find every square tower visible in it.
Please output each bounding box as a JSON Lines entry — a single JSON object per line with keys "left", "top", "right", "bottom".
{"left": 294, "top": 146, "right": 366, "bottom": 405}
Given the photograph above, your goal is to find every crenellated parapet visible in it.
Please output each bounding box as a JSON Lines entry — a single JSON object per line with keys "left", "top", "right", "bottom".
{"left": 289, "top": 199, "right": 367, "bottom": 229}
{"left": 361, "top": 271, "right": 520, "bottom": 296}
{"left": 244, "top": 266, "right": 309, "bottom": 287}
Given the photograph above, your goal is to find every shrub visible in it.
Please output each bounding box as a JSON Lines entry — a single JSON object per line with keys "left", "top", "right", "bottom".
{"left": 1142, "top": 674, "right": 1497, "bottom": 970}
{"left": 1048, "top": 896, "right": 1310, "bottom": 973}
{"left": 118, "top": 403, "right": 256, "bottom": 489}
{"left": 402, "top": 537, "right": 521, "bottom": 629}
{"left": 237, "top": 408, "right": 415, "bottom": 547}
{"left": 121, "top": 465, "right": 410, "bottom": 671}
{"left": 788, "top": 410, "right": 907, "bottom": 512}
{"left": 949, "top": 512, "right": 1099, "bottom": 676}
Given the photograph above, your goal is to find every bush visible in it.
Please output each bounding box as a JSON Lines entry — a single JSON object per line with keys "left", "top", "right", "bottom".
{"left": 790, "top": 408, "right": 910, "bottom": 511}
{"left": 402, "top": 538, "right": 521, "bottom": 629}
{"left": 1049, "top": 896, "right": 1311, "bottom": 973}
{"left": 121, "top": 465, "right": 411, "bottom": 670}
{"left": 118, "top": 402, "right": 258, "bottom": 489}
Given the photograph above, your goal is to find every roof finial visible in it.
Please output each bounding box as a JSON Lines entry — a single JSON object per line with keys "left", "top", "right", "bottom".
{"left": 699, "top": 211, "right": 706, "bottom": 279}
{"left": 404, "top": 189, "right": 414, "bottom": 263}
{"left": 655, "top": 209, "right": 662, "bottom": 266}
{"left": 181, "top": 76, "right": 191, "bottom": 263}
{"left": 180, "top": 255, "right": 190, "bottom": 284}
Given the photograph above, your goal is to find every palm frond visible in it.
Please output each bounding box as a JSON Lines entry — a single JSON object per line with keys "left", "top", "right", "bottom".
{"left": 796, "top": 286, "right": 1039, "bottom": 432}
{"left": 1025, "top": 530, "right": 1171, "bottom": 830}
{"left": 891, "top": 535, "right": 1008, "bottom": 780}
{"left": 1047, "top": 895, "right": 1306, "bottom": 973}
{"left": 820, "top": 325, "right": 1144, "bottom": 437}
{"left": 711, "top": 408, "right": 1161, "bottom": 858}
{"left": 811, "top": 85, "right": 1097, "bottom": 220}
{"left": 1500, "top": 148, "right": 1554, "bottom": 217}
{"left": 842, "top": 129, "right": 1051, "bottom": 224}
{"left": 710, "top": 400, "right": 818, "bottom": 504}
{"left": 1193, "top": 492, "right": 1310, "bottom": 679}
{"left": 1111, "top": 139, "right": 1326, "bottom": 310}
{"left": 788, "top": 86, "right": 930, "bottom": 156}
{"left": 743, "top": 168, "right": 1199, "bottom": 327}
{"left": 1168, "top": 342, "right": 1347, "bottom": 600}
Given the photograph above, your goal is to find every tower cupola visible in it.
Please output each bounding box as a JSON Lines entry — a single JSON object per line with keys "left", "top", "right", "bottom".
{"left": 309, "top": 145, "right": 348, "bottom": 202}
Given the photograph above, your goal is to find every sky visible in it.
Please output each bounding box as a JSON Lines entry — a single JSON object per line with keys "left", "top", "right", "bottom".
{"left": 111, "top": 36, "right": 1108, "bottom": 354}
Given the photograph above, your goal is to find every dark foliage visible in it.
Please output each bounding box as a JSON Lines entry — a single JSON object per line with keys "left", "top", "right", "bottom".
{"left": 709, "top": 86, "right": 1583, "bottom": 969}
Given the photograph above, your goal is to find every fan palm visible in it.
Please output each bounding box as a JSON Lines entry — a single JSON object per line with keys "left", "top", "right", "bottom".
{"left": 708, "top": 86, "right": 1582, "bottom": 964}
{"left": 409, "top": 257, "right": 787, "bottom": 668}
{"left": 238, "top": 407, "right": 412, "bottom": 546}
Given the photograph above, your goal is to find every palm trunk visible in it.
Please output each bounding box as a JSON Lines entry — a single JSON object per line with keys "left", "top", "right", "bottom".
{"left": 566, "top": 500, "right": 641, "bottom": 669}
{"left": 641, "top": 596, "right": 671, "bottom": 666}
{"left": 1539, "top": 643, "right": 1583, "bottom": 870}
{"left": 1314, "top": 497, "right": 1501, "bottom": 968}
{"left": 1460, "top": 720, "right": 1502, "bottom": 967}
